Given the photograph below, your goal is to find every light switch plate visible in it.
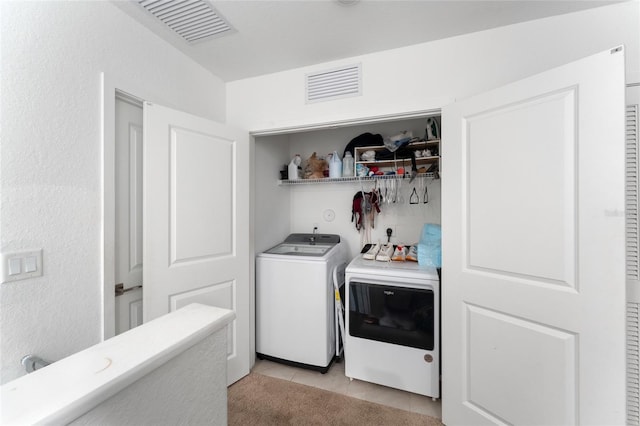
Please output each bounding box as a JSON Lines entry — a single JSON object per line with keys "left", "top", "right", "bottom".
{"left": 1, "top": 249, "right": 43, "bottom": 284}
{"left": 25, "top": 256, "right": 37, "bottom": 273}
{"left": 8, "top": 258, "right": 22, "bottom": 275}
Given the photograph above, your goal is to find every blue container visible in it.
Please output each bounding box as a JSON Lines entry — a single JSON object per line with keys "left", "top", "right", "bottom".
{"left": 417, "top": 223, "right": 441, "bottom": 268}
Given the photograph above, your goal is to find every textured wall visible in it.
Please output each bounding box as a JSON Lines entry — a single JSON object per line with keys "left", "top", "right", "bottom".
{"left": 70, "top": 330, "right": 228, "bottom": 426}
{"left": 0, "top": 1, "right": 226, "bottom": 383}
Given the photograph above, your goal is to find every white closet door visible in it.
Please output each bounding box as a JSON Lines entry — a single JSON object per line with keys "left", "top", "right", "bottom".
{"left": 143, "top": 103, "right": 250, "bottom": 385}
{"left": 442, "top": 47, "right": 626, "bottom": 425}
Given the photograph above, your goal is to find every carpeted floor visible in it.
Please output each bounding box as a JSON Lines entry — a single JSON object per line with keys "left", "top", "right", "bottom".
{"left": 228, "top": 373, "right": 443, "bottom": 425}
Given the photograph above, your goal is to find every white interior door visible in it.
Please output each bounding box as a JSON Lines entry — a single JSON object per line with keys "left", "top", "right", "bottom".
{"left": 114, "top": 96, "right": 144, "bottom": 335}
{"left": 442, "top": 47, "right": 626, "bottom": 425}
{"left": 143, "top": 102, "right": 250, "bottom": 385}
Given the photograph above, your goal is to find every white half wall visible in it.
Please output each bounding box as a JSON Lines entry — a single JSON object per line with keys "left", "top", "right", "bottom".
{"left": 0, "top": 1, "right": 226, "bottom": 383}
{"left": 1, "top": 304, "right": 233, "bottom": 426}
{"left": 227, "top": 1, "right": 639, "bottom": 132}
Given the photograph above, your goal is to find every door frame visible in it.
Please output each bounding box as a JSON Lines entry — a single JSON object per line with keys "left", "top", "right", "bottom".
{"left": 101, "top": 72, "right": 152, "bottom": 340}
{"left": 247, "top": 106, "right": 448, "bottom": 368}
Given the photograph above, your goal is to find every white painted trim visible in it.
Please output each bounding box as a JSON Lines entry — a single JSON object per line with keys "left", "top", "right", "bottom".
{"left": 101, "top": 73, "right": 154, "bottom": 340}
{"left": 249, "top": 134, "right": 256, "bottom": 369}
{"left": 115, "top": 90, "right": 144, "bottom": 108}
{"left": 101, "top": 73, "right": 116, "bottom": 340}
{"left": 249, "top": 107, "right": 448, "bottom": 137}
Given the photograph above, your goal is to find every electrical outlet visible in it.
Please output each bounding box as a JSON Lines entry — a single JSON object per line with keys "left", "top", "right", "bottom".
{"left": 384, "top": 225, "right": 396, "bottom": 243}
{"left": 1, "top": 250, "right": 43, "bottom": 284}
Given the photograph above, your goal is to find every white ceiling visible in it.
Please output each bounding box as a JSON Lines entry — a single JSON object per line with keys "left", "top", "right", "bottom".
{"left": 113, "top": 0, "right": 623, "bottom": 82}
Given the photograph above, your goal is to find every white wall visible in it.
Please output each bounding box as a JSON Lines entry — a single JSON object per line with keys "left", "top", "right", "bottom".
{"left": 227, "top": 1, "right": 639, "bottom": 131}
{"left": 288, "top": 180, "right": 441, "bottom": 260}
{"left": 0, "top": 1, "right": 226, "bottom": 383}
{"left": 253, "top": 135, "right": 292, "bottom": 254}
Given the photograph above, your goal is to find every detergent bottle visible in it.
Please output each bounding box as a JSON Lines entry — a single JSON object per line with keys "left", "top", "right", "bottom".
{"left": 342, "top": 151, "right": 354, "bottom": 177}
{"left": 288, "top": 155, "right": 301, "bottom": 180}
{"left": 329, "top": 151, "right": 342, "bottom": 179}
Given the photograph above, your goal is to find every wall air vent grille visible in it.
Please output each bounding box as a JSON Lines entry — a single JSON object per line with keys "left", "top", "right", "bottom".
{"left": 629, "top": 302, "right": 640, "bottom": 425}
{"left": 137, "top": 0, "right": 234, "bottom": 44}
{"left": 306, "top": 64, "right": 362, "bottom": 103}
{"left": 627, "top": 102, "right": 640, "bottom": 425}
{"left": 628, "top": 104, "right": 639, "bottom": 281}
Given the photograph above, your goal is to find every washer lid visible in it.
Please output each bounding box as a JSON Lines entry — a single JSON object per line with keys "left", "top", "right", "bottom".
{"left": 284, "top": 233, "right": 340, "bottom": 245}
{"left": 264, "top": 243, "right": 333, "bottom": 257}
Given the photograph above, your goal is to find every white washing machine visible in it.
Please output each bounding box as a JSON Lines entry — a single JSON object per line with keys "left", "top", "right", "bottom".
{"left": 256, "top": 233, "right": 347, "bottom": 373}
{"left": 345, "top": 254, "right": 440, "bottom": 398}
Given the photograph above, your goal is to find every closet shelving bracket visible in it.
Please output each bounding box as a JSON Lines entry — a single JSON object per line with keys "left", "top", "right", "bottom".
{"left": 278, "top": 172, "right": 439, "bottom": 186}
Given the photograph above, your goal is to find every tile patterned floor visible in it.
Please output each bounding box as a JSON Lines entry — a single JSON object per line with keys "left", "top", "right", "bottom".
{"left": 252, "top": 358, "right": 442, "bottom": 420}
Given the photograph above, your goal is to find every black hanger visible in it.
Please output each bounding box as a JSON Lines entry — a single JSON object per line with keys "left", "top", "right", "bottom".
{"left": 410, "top": 187, "right": 419, "bottom": 204}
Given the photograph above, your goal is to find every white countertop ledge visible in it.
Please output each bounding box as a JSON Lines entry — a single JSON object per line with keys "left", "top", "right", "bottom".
{"left": 1, "top": 303, "right": 235, "bottom": 425}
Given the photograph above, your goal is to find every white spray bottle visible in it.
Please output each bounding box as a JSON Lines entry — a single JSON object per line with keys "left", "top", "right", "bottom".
{"left": 288, "top": 154, "right": 301, "bottom": 180}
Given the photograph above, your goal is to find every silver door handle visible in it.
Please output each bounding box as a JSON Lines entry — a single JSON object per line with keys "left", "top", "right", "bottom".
{"left": 115, "top": 283, "right": 143, "bottom": 296}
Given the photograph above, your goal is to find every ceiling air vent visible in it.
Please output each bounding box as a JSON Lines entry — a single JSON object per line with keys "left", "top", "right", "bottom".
{"left": 137, "top": 0, "right": 234, "bottom": 44}
{"left": 306, "top": 64, "right": 362, "bottom": 103}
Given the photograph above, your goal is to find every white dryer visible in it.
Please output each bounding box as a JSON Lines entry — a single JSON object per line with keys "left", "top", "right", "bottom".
{"left": 345, "top": 255, "right": 441, "bottom": 398}
{"left": 256, "top": 233, "right": 347, "bottom": 373}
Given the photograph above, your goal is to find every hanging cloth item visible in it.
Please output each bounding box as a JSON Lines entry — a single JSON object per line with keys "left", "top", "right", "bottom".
{"left": 351, "top": 192, "right": 365, "bottom": 231}
{"left": 367, "top": 187, "right": 381, "bottom": 228}
{"left": 351, "top": 190, "right": 381, "bottom": 231}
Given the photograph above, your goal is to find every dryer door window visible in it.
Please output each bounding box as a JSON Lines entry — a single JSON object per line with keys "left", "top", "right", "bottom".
{"left": 348, "top": 281, "right": 434, "bottom": 350}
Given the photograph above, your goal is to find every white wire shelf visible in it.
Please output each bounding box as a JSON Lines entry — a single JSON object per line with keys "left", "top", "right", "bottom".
{"left": 278, "top": 172, "right": 439, "bottom": 185}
